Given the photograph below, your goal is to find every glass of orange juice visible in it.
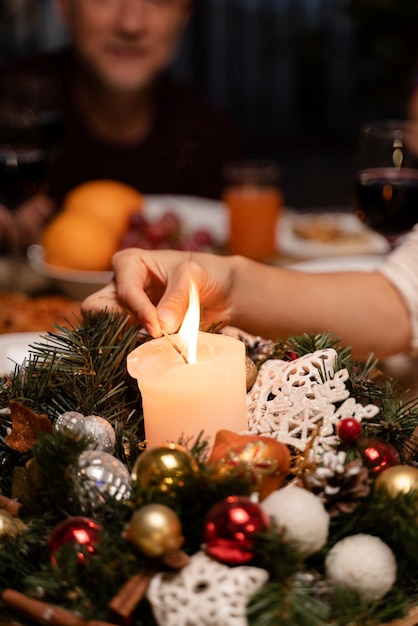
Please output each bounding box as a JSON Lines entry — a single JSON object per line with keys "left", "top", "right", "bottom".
{"left": 222, "top": 160, "right": 283, "bottom": 261}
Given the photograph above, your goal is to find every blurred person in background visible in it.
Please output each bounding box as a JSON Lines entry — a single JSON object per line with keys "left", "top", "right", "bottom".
{"left": 0, "top": 0, "right": 244, "bottom": 251}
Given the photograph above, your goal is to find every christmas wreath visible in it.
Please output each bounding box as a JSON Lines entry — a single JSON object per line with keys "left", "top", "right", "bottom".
{"left": 0, "top": 311, "right": 417, "bottom": 626}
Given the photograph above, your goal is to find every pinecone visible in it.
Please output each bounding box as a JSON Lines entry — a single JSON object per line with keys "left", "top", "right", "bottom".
{"left": 242, "top": 335, "right": 284, "bottom": 366}
{"left": 401, "top": 425, "right": 418, "bottom": 467}
{"left": 306, "top": 454, "right": 370, "bottom": 517}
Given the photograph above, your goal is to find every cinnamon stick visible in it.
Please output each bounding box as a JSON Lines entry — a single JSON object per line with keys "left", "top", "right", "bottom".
{"left": 402, "top": 426, "right": 418, "bottom": 463}
{"left": 1, "top": 589, "right": 114, "bottom": 626}
{"left": 108, "top": 573, "right": 152, "bottom": 622}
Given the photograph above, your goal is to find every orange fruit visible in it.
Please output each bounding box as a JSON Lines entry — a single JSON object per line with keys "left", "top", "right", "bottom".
{"left": 42, "top": 211, "right": 118, "bottom": 271}
{"left": 63, "top": 179, "right": 144, "bottom": 238}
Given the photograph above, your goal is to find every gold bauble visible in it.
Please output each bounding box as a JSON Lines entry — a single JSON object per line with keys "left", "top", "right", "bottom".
{"left": 0, "top": 509, "right": 25, "bottom": 537}
{"left": 245, "top": 356, "right": 258, "bottom": 391}
{"left": 131, "top": 442, "right": 199, "bottom": 492}
{"left": 375, "top": 464, "right": 418, "bottom": 498}
{"left": 126, "top": 504, "right": 184, "bottom": 558}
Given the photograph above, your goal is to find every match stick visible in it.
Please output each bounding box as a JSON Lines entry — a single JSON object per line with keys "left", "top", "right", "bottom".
{"left": 161, "top": 330, "right": 189, "bottom": 364}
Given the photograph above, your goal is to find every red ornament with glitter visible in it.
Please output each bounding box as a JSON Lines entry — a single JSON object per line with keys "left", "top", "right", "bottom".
{"left": 359, "top": 439, "right": 400, "bottom": 475}
{"left": 337, "top": 418, "right": 362, "bottom": 446}
{"left": 204, "top": 495, "right": 270, "bottom": 566}
{"left": 48, "top": 516, "right": 101, "bottom": 567}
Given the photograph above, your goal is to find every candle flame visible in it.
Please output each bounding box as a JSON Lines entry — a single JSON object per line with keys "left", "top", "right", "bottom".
{"left": 178, "top": 279, "right": 200, "bottom": 364}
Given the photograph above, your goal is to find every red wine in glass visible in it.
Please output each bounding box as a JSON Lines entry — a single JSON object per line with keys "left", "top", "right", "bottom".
{"left": 354, "top": 167, "right": 418, "bottom": 237}
{"left": 353, "top": 120, "right": 418, "bottom": 245}
{"left": 0, "top": 103, "right": 47, "bottom": 290}
{"left": 0, "top": 147, "right": 47, "bottom": 211}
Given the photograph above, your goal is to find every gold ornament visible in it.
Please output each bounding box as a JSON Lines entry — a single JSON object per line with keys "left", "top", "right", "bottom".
{"left": 375, "top": 464, "right": 418, "bottom": 498}
{"left": 208, "top": 429, "right": 290, "bottom": 500}
{"left": 131, "top": 443, "right": 199, "bottom": 492}
{"left": 0, "top": 509, "right": 26, "bottom": 537}
{"left": 126, "top": 504, "right": 184, "bottom": 558}
{"left": 245, "top": 356, "right": 258, "bottom": 391}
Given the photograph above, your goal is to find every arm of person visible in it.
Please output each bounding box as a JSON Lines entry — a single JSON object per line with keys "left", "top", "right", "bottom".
{"left": 229, "top": 257, "right": 410, "bottom": 360}
{"left": 82, "top": 248, "right": 411, "bottom": 361}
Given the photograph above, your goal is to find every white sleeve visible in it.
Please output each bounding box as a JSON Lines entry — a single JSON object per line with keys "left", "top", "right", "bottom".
{"left": 377, "top": 225, "right": 418, "bottom": 352}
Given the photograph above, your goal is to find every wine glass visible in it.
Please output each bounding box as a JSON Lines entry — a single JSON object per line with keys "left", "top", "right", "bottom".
{"left": 0, "top": 74, "right": 48, "bottom": 290}
{"left": 353, "top": 120, "right": 418, "bottom": 247}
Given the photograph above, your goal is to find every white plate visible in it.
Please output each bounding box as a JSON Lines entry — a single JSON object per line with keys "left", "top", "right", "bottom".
{"left": 27, "top": 245, "right": 113, "bottom": 300}
{"left": 288, "top": 254, "right": 387, "bottom": 273}
{"left": 27, "top": 245, "right": 113, "bottom": 284}
{"left": 278, "top": 211, "right": 390, "bottom": 258}
{"left": 0, "top": 332, "right": 48, "bottom": 375}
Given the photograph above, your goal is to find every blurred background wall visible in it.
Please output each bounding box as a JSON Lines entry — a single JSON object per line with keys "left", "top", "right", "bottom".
{"left": 1, "top": 0, "right": 417, "bottom": 209}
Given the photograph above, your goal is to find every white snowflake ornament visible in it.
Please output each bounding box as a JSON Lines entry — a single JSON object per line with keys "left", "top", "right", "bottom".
{"left": 147, "top": 550, "right": 268, "bottom": 626}
{"left": 246, "top": 348, "right": 379, "bottom": 457}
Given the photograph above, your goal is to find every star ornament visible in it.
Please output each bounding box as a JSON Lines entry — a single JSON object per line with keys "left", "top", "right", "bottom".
{"left": 246, "top": 349, "right": 379, "bottom": 458}
{"left": 147, "top": 550, "right": 268, "bottom": 626}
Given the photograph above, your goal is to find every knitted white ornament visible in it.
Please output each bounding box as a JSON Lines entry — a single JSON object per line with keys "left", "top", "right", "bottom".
{"left": 261, "top": 485, "right": 330, "bottom": 556}
{"left": 325, "top": 534, "right": 397, "bottom": 602}
{"left": 147, "top": 550, "right": 268, "bottom": 626}
{"left": 246, "top": 348, "right": 379, "bottom": 457}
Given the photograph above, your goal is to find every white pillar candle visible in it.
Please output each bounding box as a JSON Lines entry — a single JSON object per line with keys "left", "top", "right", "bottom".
{"left": 127, "top": 331, "right": 248, "bottom": 451}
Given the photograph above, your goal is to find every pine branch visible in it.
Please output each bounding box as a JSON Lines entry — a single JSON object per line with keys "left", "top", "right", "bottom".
{"left": 286, "top": 332, "right": 344, "bottom": 359}
{"left": 0, "top": 310, "right": 143, "bottom": 425}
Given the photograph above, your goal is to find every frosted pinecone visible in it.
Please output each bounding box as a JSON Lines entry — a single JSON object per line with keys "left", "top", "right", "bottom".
{"left": 305, "top": 451, "right": 370, "bottom": 517}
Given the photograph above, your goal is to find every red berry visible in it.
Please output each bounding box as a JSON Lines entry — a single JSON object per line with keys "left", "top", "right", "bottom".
{"left": 146, "top": 221, "right": 171, "bottom": 246}
{"left": 128, "top": 212, "right": 148, "bottom": 229}
{"left": 337, "top": 417, "right": 362, "bottom": 445}
{"left": 192, "top": 228, "right": 214, "bottom": 248}
{"left": 119, "top": 229, "right": 141, "bottom": 249}
{"left": 159, "top": 211, "right": 181, "bottom": 234}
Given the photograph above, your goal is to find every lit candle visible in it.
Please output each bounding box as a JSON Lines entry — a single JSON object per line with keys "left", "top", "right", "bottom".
{"left": 127, "top": 280, "right": 248, "bottom": 451}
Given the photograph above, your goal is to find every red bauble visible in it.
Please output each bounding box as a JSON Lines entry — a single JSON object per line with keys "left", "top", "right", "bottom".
{"left": 48, "top": 516, "right": 101, "bottom": 566}
{"left": 359, "top": 438, "right": 400, "bottom": 475}
{"left": 337, "top": 418, "right": 362, "bottom": 445}
{"left": 204, "top": 495, "right": 270, "bottom": 565}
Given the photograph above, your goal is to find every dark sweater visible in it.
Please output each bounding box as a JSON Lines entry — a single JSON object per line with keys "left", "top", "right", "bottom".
{"left": 0, "top": 47, "right": 245, "bottom": 205}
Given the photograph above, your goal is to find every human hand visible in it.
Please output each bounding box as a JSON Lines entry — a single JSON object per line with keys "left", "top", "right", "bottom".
{"left": 15, "top": 193, "right": 56, "bottom": 249}
{"left": 81, "top": 248, "right": 234, "bottom": 337}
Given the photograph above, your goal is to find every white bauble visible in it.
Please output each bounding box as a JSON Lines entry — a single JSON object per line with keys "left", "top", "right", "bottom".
{"left": 261, "top": 485, "right": 329, "bottom": 556}
{"left": 325, "top": 534, "right": 397, "bottom": 602}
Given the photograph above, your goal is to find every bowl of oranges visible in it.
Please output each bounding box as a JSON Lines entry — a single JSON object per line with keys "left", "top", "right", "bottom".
{"left": 28, "top": 180, "right": 225, "bottom": 300}
{"left": 28, "top": 179, "right": 144, "bottom": 300}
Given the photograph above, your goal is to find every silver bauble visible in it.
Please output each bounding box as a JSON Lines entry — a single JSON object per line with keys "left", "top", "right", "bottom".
{"left": 71, "top": 450, "right": 132, "bottom": 510}
{"left": 55, "top": 411, "right": 116, "bottom": 453}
